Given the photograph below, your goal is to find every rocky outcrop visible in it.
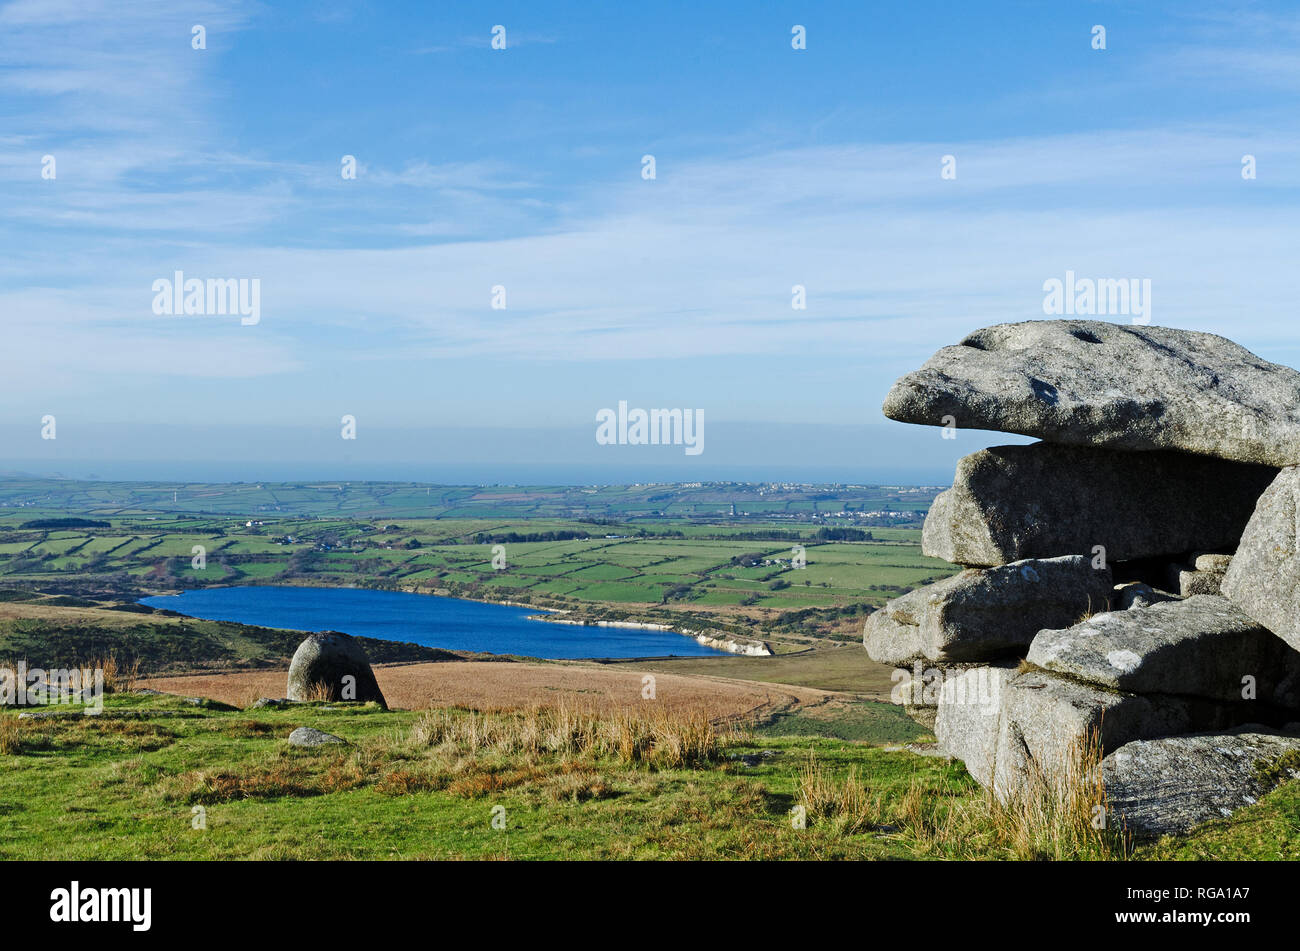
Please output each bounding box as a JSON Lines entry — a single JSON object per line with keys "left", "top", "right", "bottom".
{"left": 1222, "top": 467, "right": 1300, "bottom": 651}
{"left": 1103, "top": 730, "right": 1300, "bottom": 837}
{"left": 880, "top": 321, "right": 1300, "bottom": 833}
{"left": 1001, "top": 670, "right": 1251, "bottom": 802}
{"left": 1113, "top": 582, "right": 1177, "bottom": 610}
{"left": 883, "top": 319, "right": 1300, "bottom": 466}
{"left": 921, "top": 443, "right": 1274, "bottom": 566}
{"left": 286, "top": 632, "right": 386, "bottom": 708}
{"left": 935, "top": 665, "right": 1256, "bottom": 801}
{"left": 1026, "top": 595, "right": 1300, "bottom": 706}
{"left": 864, "top": 555, "right": 1111, "bottom": 664}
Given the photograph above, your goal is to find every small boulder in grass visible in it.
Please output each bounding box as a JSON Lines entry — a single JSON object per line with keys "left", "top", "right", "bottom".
{"left": 250, "top": 697, "right": 292, "bottom": 709}
{"left": 184, "top": 696, "right": 237, "bottom": 711}
{"left": 288, "top": 727, "right": 346, "bottom": 747}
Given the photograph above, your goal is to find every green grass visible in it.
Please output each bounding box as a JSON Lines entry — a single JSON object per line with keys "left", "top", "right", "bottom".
{"left": 0, "top": 693, "right": 943, "bottom": 860}
{"left": 632, "top": 647, "right": 897, "bottom": 695}
{"left": 1, "top": 692, "right": 1280, "bottom": 860}
{"left": 757, "top": 702, "right": 931, "bottom": 744}
{"left": 1141, "top": 779, "right": 1300, "bottom": 859}
{"left": 0, "top": 602, "right": 457, "bottom": 674}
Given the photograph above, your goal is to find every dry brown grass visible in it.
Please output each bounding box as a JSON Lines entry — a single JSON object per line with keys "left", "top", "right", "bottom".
{"left": 149, "top": 701, "right": 738, "bottom": 809}
{"left": 237, "top": 686, "right": 267, "bottom": 709}
{"left": 374, "top": 768, "right": 446, "bottom": 795}
{"left": 982, "top": 727, "right": 1132, "bottom": 860}
{"left": 298, "top": 681, "right": 333, "bottom": 703}
{"left": 1074, "top": 592, "right": 1108, "bottom": 625}
{"left": 0, "top": 654, "right": 139, "bottom": 700}
{"left": 798, "top": 750, "right": 884, "bottom": 834}
{"left": 214, "top": 719, "right": 277, "bottom": 738}
{"left": 800, "top": 727, "right": 1132, "bottom": 860}
{"left": 160, "top": 753, "right": 367, "bottom": 804}
{"left": 91, "top": 654, "right": 140, "bottom": 694}
{"left": 141, "top": 660, "right": 828, "bottom": 718}
{"left": 404, "top": 703, "right": 735, "bottom": 768}
{"left": 0, "top": 715, "right": 19, "bottom": 755}
{"left": 544, "top": 767, "right": 615, "bottom": 803}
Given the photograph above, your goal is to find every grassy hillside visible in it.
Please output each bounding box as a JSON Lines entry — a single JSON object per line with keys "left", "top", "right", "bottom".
{"left": 0, "top": 599, "right": 457, "bottom": 674}
{"left": 0, "top": 510, "right": 957, "bottom": 651}
{"left": 3, "top": 692, "right": 1291, "bottom": 860}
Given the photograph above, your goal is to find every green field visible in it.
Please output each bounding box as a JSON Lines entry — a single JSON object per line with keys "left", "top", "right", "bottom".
{"left": 0, "top": 478, "right": 940, "bottom": 520}
{"left": 0, "top": 480, "right": 957, "bottom": 650}
{"left": 3, "top": 692, "right": 1291, "bottom": 860}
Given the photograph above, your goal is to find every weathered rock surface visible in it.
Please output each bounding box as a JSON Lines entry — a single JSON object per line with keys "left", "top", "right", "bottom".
{"left": 182, "top": 696, "right": 237, "bottom": 711}
{"left": 1027, "top": 595, "right": 1300, "bottom": 705}
{"left": 1103, "top": 730, "right": 1300, "bottom": 837}
{"left": 902, "top": 703, "right": 937, "bottom": 730}
{"left": 1194, "top": 553, "right": 1233, "bottom": 573}
{"left": 287, "top": 726, "right": 346, "bottom": 747}
{"left": 286, "top": 632, "right": 386, "bottom": 708}
{"left": 991, "top": 670, "right": 1256, "bottom": 801}
{"left": 1179, "top": 568, "right": 1224, "bottom": 597}
{"left": 890, "top": 662, "right": 964, "bottom": 725}
{"left": 883, "top": 320, "right": 1300, "bottom": 466}
{"left": 1161, "top": 561, "right": 1226, "bottom": 597}
{"left": 889, "top": 662, "right": 981, "bottom": 728}
{"left": 1113, "top": 582, "right": 1178, "bottom": 611}
{"left": 936, "top": 665, "right": 1266, "bottom": 801}
{"left": 863, "top": 556, "right": 1112, "bottom": 664}
{"left": 922, "top": 443, "right": 1275, "bottom": 566}
{"left": 933, "top": 665, "right": 1014, "bottom": 788}
{"left": 250, "top": 697, "right": 293, "bottom": 709}
{"left": 1222, "top": 467, "right": 1300, "bottom": 651}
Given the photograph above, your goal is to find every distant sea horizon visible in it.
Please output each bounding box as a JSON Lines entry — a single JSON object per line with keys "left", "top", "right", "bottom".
{"left": 0, "top": 459, "right": 956, "bottom": 488}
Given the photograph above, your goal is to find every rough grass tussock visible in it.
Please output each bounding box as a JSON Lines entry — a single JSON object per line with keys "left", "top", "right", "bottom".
{"left": 404, "top": 703, "right": 737, "bottom": 768}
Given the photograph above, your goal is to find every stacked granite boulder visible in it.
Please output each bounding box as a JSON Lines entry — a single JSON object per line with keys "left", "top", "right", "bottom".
{"left": 866, "top": 319, "right": 1300, "bottom": 836}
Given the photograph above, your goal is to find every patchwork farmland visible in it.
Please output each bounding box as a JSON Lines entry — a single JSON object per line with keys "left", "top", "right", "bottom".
{"left": 0, "top": 480, "right": 955, "bottom": 651}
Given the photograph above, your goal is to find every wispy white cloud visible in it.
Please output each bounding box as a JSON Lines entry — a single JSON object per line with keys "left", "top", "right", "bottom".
{"left": 3, "top": 0, "right": 1300, "bottom": 436}
{"left": 7, "top": 128, "right": 1298, "bottom": 377}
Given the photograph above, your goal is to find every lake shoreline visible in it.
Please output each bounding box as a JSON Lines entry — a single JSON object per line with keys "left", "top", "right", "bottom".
{"left": 139, "top": 577, "right": 771, "bottom": 657}
{"left": 139, "top": 583, "right": 743, "bottom": 660}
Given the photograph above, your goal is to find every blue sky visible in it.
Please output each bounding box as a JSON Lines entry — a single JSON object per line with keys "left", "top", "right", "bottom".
{"left": 2, "top": 0, "right": 1299, "bottom": 483}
